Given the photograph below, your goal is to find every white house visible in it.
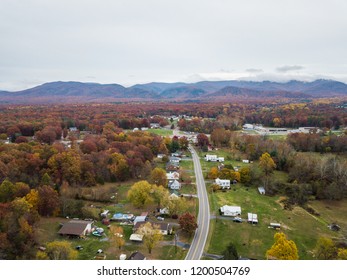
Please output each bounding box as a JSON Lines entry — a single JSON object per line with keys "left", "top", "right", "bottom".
{"left": 248, "top": 213, "right": 258, "bottom": 224}
{"left": 169, "top": 156, "right": 181, "bottom": 163}
{"left": 215, "top": 178, "right": 231, "bottom": 189}
{"left": 205, "top": 155, "right": 224, "bottom": 162}
{"left": 243, "top": 124, "right": 254, "bottom": 130}
{"left": 166, "top": 171, "right": 180, "bottom": 180}
{"left": 134, "top": 221, "right": 173, "bottom": 235}
{"left": 220, "top": 205, "right": 241, "bottom": 216}
{"left": 159, "top": 207, "right": 169, "bottom": 215}
{"left": 168, "top": 180, "right": 181, "bottom": 190}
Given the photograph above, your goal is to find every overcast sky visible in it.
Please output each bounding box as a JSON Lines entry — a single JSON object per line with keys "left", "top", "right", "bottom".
{"left": 1, "top": 0, "right": 347, "bottom": 91}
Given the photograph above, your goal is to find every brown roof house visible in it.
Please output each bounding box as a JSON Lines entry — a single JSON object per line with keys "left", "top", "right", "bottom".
{"left": 58, "top": 220, "right": 93, "bottom": 237}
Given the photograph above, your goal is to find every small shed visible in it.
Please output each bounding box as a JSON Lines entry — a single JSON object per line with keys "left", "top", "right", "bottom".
{"left": 258, "top": 186, "right": 266, "bottom": 195}
{"left": 269, "top": 223, "right": 281, "bottom": 229}
{"left": 248, "top": 213, "right": 258, "bottom": 224}
{"left": 129, "top": 234, "right": 144, "bottom": 242}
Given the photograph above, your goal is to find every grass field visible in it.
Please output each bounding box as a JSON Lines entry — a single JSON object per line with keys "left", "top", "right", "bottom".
{"left": 205, "top": 186, "right": 341, "bottom": 259}
{"left": 148, "top": 128, "right": 173, "bottom": 136}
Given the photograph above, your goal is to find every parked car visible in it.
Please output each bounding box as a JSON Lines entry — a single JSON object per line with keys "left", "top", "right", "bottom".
{"left": 156, "top": 216, "right": 164, "bottom": 221}
{"left": 233, "top": 217, "right": 242, "bottom": 223}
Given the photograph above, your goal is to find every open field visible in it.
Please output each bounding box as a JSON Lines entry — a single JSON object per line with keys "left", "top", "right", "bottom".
{"left": 148, "top": 128, "right": 173, "bottom": 136}
{"left": 205, "top": 186, "right": 342, "bottom": 259}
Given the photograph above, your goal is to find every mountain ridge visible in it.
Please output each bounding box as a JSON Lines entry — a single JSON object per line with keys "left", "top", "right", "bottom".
{"left": 1, "top": 79, "right": 347, "bottom": 104}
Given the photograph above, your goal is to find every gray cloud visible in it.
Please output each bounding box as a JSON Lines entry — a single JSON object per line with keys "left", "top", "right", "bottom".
{"left": 1, "top": 0, "right": 347, "bottom": 90}
{"left": 276, "top": 65, "right": 305, "bottom": 73}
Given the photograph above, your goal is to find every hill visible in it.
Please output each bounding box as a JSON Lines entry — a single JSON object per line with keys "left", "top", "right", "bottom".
{"left": 0, "top": 79, "right": 346, "bottom": 104}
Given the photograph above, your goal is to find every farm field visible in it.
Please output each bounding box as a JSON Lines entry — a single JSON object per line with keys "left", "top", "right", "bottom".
{"left": 206, "top": 186, "right": 341, "bottom": 259}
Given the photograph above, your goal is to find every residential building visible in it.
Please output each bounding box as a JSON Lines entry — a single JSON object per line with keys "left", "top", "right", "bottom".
{"left": 215, "top": 178, "right": 231, "bottom": 189}
{"left": 168, "top": 179, "right": 181, "bottom": 190}
{"left": 58, "top": 220, "right": 93, "bottom": 237}
{"left": 220, "top": 205, "right": 241, "bottom": 216}
{"left": 133, "top": 221, "right": 173, "bottom": 235}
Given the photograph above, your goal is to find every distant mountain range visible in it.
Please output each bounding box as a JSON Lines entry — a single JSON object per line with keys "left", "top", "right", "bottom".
{"left": 1, "top": 79, "right": 347, "bottom": 104}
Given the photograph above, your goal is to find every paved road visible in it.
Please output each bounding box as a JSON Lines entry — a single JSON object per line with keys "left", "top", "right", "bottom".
{"left": 185, "top": 145, "right": 210, "bottom": 260}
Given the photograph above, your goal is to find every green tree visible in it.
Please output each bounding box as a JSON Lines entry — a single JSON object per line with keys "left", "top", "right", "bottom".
{"left": 149, "top": 167, "right": 167, "bottom": 187}
{"left": 314, "top": 237, "right": 336, "bottom": 260}
{"left": 266, "top": 232, "right": 299, "bottom": 260}
{"left": 222, "top": 242, "right": 239, "bottom": 260}
{"left": 136, "top": 222, "right": 163, "bottom": 254}
{"left": 40, "top": 172, "right": 52, "bottom": 186}
{"left": 0, "top": 179, "right": 17, "bottom": 202}
{"left": 127, "top": 180, "right": 154, "bottom": 208}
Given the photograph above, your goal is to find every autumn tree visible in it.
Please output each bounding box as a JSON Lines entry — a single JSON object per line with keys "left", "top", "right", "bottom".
{"left": 149, "top": 167, "right": 167, "bottom": 187}
{"left": 239, "top": 166, "right": 251, "bottom": 185}
{"left": 42, "top": 241, "right": 77, "bottom": 260}
{"left": 127, "top": 180, "right": 154, "bottom": 208}
{"left": 197, "top": 133, "right": 209, "bottom": 149}
{"left": 108, "top": 153, "right": 130, "bottom": 181}
{"left": 48, "top": 151, "right": 82, "bottom": 186}
{"left": 259, "top": 152, "right": 276, "bottom": 189}
{"left": 179, "top": 212, "right": 197, "bottom": 235}
{"left": 266, "top": 232, "right": 299, "bottom": 260}
{"left": 136, "top": 222, "right": 163, "bottom": 254}
{"left": 314, "top": 237, "right": 336, "bottom": 260}
{"left": 37, "top": 185, "right": 60, "bottom": 216}
{"left": 165, "top": 196, "right": 187, "bottom": 217}
{"left": 178, "top": 136, "right": 189, "bottom": 150}
{"left": 109, "top": 226, "right": 125, "bottom": 250}
{"left": 337, "top": 248, "right": 347, "bottom": 260}
{"left": 207, "top": 167, "right": 219, "bottom": 179}
{"left": 151, "top": 184, "right": 169, "bottom": 208}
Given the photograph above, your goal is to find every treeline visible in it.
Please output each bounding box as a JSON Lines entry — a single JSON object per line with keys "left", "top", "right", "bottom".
{"left": 244, "top": 103, "right": 347, "bottom": 129}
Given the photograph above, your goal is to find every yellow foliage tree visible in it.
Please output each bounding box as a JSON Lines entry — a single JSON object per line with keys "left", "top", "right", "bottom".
{"left": 44, "top": 241, "right": 77, "bottom": 260}
{"left": 207, "top": 167, "right": 219, "bottom": 179}
{"left": 266, "top": 232, "right": 299, "bottom": 260}
{"left": 109, "top": 226, "right": 125, "bottom": 250}
{"left": 25, "top": 189, "right": 39, "bottom": 210}
{"left": 314, "top": 237, "right": 336, "bottom": 259}
{"left": 127, "top": 180, "right": 154, "bottom": 208}
{"left": 338, "top": 248, "right": 347, "bottom": 260}
{"left": 137, "top": 222, "right": 163, "bottom": 254}
{"left": 149, "top": 167, "right": 167, "bottom": 187}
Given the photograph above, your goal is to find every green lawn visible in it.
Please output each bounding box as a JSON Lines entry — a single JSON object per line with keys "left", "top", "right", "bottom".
{"left": 148, "top": 128, "right": 173, "bottom": 136}
{"left": 206, "top": 187, "right": 340, "bottom": 259}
